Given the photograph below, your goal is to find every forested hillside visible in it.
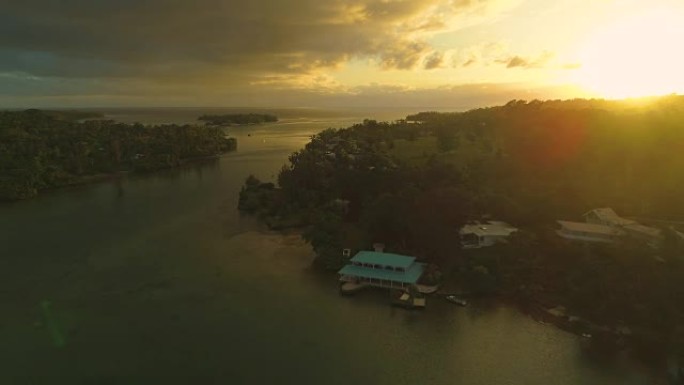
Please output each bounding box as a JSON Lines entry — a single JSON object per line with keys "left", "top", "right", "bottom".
{"left": 243, "top": 96, "right": 684, "bottom": 256}
{"left": 0, "top": 109, "right": 236, "bottom": 200}
{"left": 240, "top": 96, "right": 684, "bottom": 357}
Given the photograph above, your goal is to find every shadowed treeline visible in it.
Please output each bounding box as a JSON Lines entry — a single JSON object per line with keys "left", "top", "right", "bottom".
{"left": 0, "top": 109, "right": 237, "bottom": 200}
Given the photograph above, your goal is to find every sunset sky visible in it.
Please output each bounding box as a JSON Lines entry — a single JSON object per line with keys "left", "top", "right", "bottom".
{"left": 2, "top": 0, "right": 683, "bottom": 108}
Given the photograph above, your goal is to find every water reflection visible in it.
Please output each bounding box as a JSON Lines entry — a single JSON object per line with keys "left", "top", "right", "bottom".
{"left": 114, "top": 177, "right": 125, "bottom": 199}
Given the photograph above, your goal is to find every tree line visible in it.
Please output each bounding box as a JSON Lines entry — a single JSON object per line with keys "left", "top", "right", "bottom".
{"left": 0, "top": 109, "right": 237, "bottom": 200}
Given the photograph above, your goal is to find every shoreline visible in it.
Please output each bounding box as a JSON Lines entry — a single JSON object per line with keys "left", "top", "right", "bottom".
{"left": 1, "top": 153, "right": 231, "bottom": 204}
{"left": 500, "top": 294, "right": 676, "bottom": 372}
{"left": 238, "top": 182, "right": 680, "bottom": 376}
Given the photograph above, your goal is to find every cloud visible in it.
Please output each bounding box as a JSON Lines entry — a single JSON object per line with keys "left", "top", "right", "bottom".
{"left": 378, "top": 40, "right": 432, "bottom": 70}
{"left": 451, "top": 42, "right": 508, "bottom": 67}
{"left": 561, "top": 62, "right": 582, "bottom": 70}
{"left": 448, "top": 43, "right": 569, "bottom": 71}
{"left": 303, "top": 82, "right": 589, "bottom": 109}
{"left": 505, "top": 56, "right": 529, "bottom": 68}
{"left": 0, "top": 72, "right": 589, "bottom": 109}
{"left": 0, "top": 0, "right": 516, "bottom": 84}
{"left": 462, "top": 57, "right": 478, "bottom": 67}
{"left": 423, "top": 51, "right": 445, "bottom": 70}
{"left": 0, "top": 0, "right": 540, "bottom": 107}
{"left": 350, "top": 83, "right": 412, "bottom": 95}
{"left": 498, "top": 51, "right": 555, "bottom": 69}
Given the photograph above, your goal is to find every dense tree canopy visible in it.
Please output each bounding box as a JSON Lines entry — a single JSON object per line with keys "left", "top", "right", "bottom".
{"left": 0, "top": 109, "right": 236, "bottom": 200}
{"left": 244, "top": 96, "right": 684, "bottom": 257}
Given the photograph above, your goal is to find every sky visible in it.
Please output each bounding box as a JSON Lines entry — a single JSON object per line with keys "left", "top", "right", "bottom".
{"left": 1, "top": 0, "right": 683, "bottom": 108}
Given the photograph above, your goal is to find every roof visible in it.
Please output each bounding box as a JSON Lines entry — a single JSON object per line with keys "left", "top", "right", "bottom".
{"left": 557, "top": 220, "right": 620, "bottom": 235}
{"left": 460, "top": 221, "right": 518, "bottom": 237}
{"left": 338, "top": 262, "right": 425, "bottom": 284}
{"left": 583, "top": 208, "right": 636, "bottom": 226}
{"left": 623, "top": 224, "right": 662, "bottom": 239}
{"left": 350, "top": 250, "right": 416, "bottom": 269}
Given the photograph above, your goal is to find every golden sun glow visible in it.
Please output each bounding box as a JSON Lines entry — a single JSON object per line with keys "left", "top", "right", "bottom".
{"left": 573, "top": 10, "right": 684, "bottom": 99}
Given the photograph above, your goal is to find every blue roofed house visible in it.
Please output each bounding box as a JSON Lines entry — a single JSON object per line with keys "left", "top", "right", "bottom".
{"left": 338, "top": 251, "right": 425, "bottom": 290}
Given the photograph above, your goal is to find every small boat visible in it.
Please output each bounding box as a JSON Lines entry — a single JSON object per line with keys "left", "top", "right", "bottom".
{"left": 445, "top": 295, "right": 468, "bottom": 306}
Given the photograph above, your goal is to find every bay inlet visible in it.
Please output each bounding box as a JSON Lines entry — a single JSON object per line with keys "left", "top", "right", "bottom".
{"left": 0, "top": 108, "right": 655, "bottom": 384}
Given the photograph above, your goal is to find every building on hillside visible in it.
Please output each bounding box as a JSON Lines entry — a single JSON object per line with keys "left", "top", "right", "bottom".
{"left": 460, "top": 221, "right": 518, "bottom": 249}
{"left": 556, "top": 220, "right": 624, "bottom": 243}
{"left": 583, "top": 208, "right": 636, "bottom": 227}
{"left": 338, "top": 251, "right": 425, "bottom": 290}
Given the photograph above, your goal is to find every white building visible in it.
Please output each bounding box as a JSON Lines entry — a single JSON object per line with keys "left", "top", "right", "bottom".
{"left": 460, "top": 221, "right": 518, "bottom": 248}
{"left": 556, "top": 220, "right": 624, "bottom": 243}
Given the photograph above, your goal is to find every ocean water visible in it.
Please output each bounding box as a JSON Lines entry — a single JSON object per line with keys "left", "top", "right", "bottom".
{"left": 90, "top": 106, "right": 438, "bottom": 126}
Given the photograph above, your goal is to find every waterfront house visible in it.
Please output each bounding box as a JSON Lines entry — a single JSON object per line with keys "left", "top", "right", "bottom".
{"left": 460, "top": 221, "right": 518, "bottom": 248}
{"left": 338, "top": 251, "right": 425, "bottom": 289}
{"left": 556, "top": 220, "right": 623, "bottom": 243}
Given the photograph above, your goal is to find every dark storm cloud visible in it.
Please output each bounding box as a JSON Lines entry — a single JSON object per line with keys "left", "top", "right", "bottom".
{"left": 0, "top": 0, "right": 487, "bottom": 84}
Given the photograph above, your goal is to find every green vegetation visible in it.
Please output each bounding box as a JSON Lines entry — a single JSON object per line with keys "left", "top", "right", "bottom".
{"left": 0, "top": 109, "right": 236, "bottom": 200}
{"left": 240, "top": 97, "right": 684, "bottom": 358}
{"left": 198, "top": 113, "right": 278, "bottom": 126}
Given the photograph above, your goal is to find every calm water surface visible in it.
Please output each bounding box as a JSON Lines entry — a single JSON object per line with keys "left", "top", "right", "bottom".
{"left": 0, "top": 109, "right": 657, "bottom": 384}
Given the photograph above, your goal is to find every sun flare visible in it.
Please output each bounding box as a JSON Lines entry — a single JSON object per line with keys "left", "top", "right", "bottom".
{"left": 573, "top": 10, "right": 684, "bottom": 99}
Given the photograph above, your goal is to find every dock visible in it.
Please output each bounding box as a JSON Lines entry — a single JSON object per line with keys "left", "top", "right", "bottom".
{"left": 391, "top": 290, "right": 426, "bottom": 309}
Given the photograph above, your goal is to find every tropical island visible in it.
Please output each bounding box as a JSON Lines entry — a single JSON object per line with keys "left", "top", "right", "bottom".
{"left": 239, "top": 96, "right": 684, "bottom": 364}
{"left": 198, "top": 113, "right": 278, "bottom": 126}
{"left": 0, "top": 109, "right": 237, "bottom": 201}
